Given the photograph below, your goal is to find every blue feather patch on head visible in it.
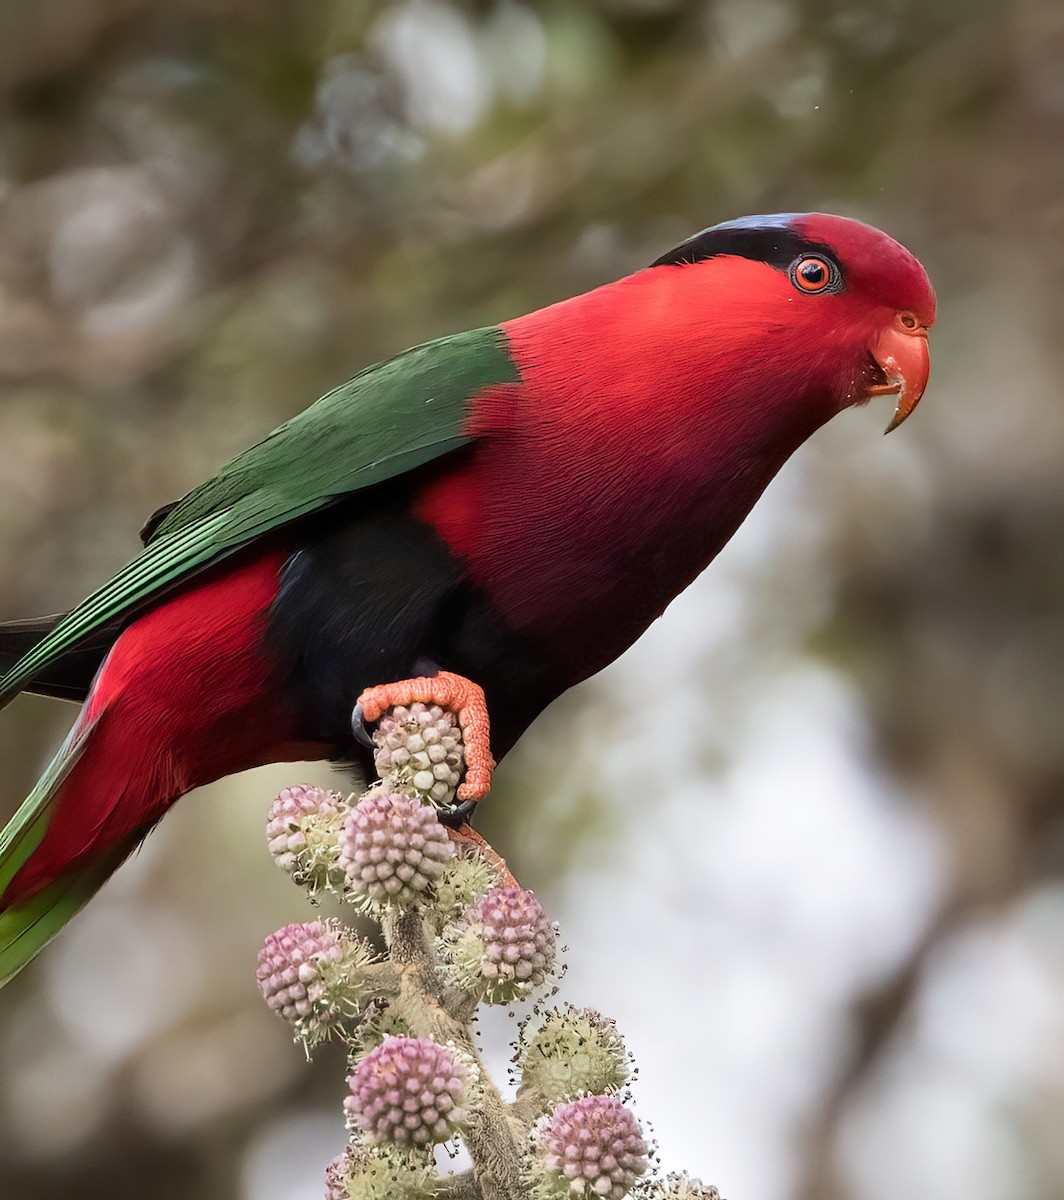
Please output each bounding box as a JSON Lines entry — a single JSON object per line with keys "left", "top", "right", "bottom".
{"left": 651, "top": 212, "right": 830, "bottom": 271}
{"left": 702, "top": 212, "right": 803, "bottom": 234}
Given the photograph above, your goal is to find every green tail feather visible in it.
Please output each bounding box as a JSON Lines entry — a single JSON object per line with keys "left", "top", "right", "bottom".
{"left": 0, "top": 856, "right": 122, "bottom": 986}
{"left": 0, "top": 719, "right": 96, "bottom": 894}
{"left": 0, "top": 716, "right": 104, "bottom": 986}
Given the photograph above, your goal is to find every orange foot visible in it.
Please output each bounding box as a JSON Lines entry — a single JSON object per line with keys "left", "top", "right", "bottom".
{"left": 356, "top": 671, "right": 495, "bottom": 803}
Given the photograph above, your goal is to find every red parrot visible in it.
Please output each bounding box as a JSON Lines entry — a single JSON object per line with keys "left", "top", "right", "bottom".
{"left": 0, "top": 213, "right": 934, "bottom": 984}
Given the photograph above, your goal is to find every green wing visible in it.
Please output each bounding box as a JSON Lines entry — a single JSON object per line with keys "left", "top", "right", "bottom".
{"left": 0, "top": 326, "right": 518, "bottom": 710}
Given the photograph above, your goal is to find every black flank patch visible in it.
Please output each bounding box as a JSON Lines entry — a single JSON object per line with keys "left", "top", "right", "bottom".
{"left": 265, "top": 486, "right": 565, "bottom": 764}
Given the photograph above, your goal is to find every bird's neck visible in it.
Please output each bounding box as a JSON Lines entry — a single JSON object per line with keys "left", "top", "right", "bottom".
{"left": 417, "top": 268, "right": 842, "bottom": 681}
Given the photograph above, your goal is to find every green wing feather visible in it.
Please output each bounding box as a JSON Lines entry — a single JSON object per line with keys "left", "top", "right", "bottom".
{"left": 0, "top": 326, "right": 518, "bottom": 710}
{"left": 0, "top": 326, "right": 517, "bottom": 985}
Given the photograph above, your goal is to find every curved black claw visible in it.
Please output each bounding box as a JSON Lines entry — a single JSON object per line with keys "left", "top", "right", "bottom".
{"left": 350, "top": 703, "right": 377, "bottom": 751}
{"left": 437, "top": 799, "right": 478, "bottom": 829}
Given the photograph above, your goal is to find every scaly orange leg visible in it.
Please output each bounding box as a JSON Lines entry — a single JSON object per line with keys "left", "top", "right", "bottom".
{"left": 355, "top": 670, "right": 496, "bottom": 803}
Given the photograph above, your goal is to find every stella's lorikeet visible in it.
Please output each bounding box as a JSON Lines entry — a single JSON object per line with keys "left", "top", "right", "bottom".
{"left": 0, "top": 212, "right": 934, "bottom": 986}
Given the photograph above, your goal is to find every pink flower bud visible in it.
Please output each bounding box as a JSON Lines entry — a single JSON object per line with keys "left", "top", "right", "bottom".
{"left": 374, "top": 703, "right": 464, "bottom": 806}
{"left": 467, "top": 885, "right": 557, "bottom": 1003}
{"left": 338, "top": 791, "right": 453, "bottom": 908}
{"left": 256, "top": 919, "right": 355, "bottom": 1043}
{"left": 539, "top": 1094, "right": 648, "bottom": 1200}
{"left": 265, "top": 784, "right": 348, "bottom": 890}
{"left": 346, "top": 1036, "right": 468, "bottom": 1147}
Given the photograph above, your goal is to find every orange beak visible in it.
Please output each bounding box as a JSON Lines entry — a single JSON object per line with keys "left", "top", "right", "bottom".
{"left": 866, "top": 316, "right": 931, "bottom": 433}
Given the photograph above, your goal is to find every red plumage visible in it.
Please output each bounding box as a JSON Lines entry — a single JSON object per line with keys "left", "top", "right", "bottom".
{"left": 4, "top": 548, "right": 324, "bottom": 904}
{"left": 415, "top": 214, "right": 934, "bottom": 679}
{"left": 0, "top": 212, "right": 936, "bottom": 979}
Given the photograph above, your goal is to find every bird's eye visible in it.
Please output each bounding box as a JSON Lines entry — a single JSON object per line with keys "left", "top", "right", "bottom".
{"left": 790, "top": 255, "right": 837, "bottom": 294}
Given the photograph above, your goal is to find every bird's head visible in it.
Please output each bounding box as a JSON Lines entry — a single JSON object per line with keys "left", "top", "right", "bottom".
{"left": 652, "top": 212, "right": 935, "bottom": 432}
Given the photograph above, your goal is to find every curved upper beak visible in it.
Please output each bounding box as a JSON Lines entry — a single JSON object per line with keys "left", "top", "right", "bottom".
{"left": 867, "top": 317, "right": 931, "bottom": 433}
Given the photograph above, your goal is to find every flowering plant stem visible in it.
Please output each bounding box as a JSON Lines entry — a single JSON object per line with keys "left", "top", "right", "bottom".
{"left": 259, "top": 706, "right": 715, "bottom": 1199}
{"left": 382, "top": 905, "right": 528, "bottom": 1200}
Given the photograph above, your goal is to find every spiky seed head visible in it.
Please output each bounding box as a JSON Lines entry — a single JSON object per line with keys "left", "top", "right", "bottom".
{"left": 255, "top": 919, "right": 370, "bottom": 1046}
{"left": 537, "top": 1094, "right": 648, "bottom": 1200}
{"left": 356, "top": 1006, "right": 416, "bottom": 1054}
{"left": 345, "top": 1036, "right": 468, "bottom": 1147}
{"left": 464, "top": 885, "right": 557, "bottom": 1004}
{"left": 325, "top": 1144, "right": 436, "bottom": 1200}
{"left": 634, "top": 1175, "right": 722, "bottom": 1200}
{"left": 265, "top": 784, "right": 349, "bottom": 891}
{"left": 431, "top": 848, "right": 499, "bottom": 919}
{"left": 338, "top": 791, "right": 454, "bottom": 909}
{"left": 374, "top": 703, "right": 464, "bottom": 807}
{"left": 519, "top": 1008, "right": 629, "bottom": 1104}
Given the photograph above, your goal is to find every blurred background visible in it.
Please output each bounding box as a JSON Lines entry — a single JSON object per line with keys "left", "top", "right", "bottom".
{"left": 1, "top": 1, "right": 1062, "bottom": 1198}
